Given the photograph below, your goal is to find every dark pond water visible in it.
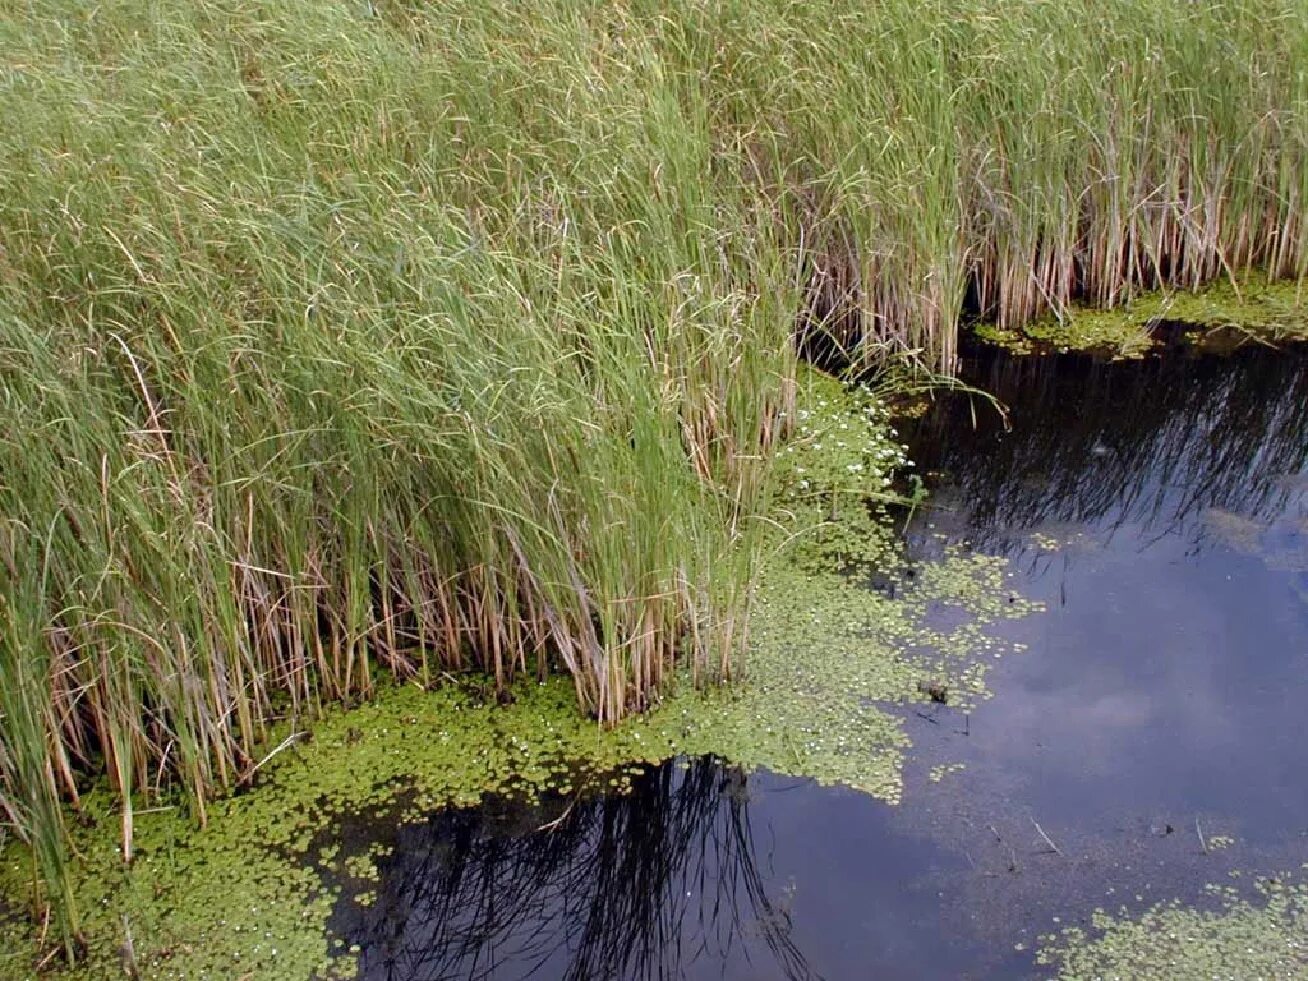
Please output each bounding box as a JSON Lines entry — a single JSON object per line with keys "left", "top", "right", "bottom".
{"left": 329, "top": 334, "right": 1308, "bottom": 980}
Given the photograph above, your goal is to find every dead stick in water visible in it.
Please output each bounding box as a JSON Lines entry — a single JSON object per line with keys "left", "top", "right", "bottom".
{"left": 1196, "top": 818, "right": 1209, "bottom": 854}
{"left": 243, "top": 731, "right": 308, "bottom": 783}
{"left": 1031, "top": 817, "right": 1063, "bottom": 856}
{"left": 987, "top": 823, "right": 1020, "bottom": 871}
{"left": 536, "top": 796, "right": 578, "bottom": 833}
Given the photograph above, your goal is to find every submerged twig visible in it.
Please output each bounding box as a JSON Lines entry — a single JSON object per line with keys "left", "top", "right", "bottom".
{"left": 1031, "top": 817, "right": 1063, "bottom": 857}
{"left": 536, "top": 796, "right": 580, "bottom": 834}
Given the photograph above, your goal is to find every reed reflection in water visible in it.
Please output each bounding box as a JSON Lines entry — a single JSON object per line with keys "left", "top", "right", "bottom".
{"left": 906, "top": 338, "right": 1308, "bottom": 566}
{"left": 328, "top": 757, "right": 815, "bottom": 981}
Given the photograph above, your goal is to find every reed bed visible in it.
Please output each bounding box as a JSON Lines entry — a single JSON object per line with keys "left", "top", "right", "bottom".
{"left": 0, "top": 0, "right": 1304, "bottom": 956}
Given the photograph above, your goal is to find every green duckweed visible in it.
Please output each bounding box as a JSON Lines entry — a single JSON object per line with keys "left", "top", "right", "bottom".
{"left": 1039, "top": 870, "right": 1308, "bottom": 979}
{"left": 976, "top": 273, "right": 1307, "bottom": 357}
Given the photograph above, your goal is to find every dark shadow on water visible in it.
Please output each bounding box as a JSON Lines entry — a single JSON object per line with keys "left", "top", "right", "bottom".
{"left": 328, "top": 336, "right": 1308, "bottom": 979}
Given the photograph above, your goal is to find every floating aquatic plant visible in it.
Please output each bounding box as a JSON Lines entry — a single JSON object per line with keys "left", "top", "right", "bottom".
{"left": 1039, "top": 870, "right": 1308, "bottom": 979}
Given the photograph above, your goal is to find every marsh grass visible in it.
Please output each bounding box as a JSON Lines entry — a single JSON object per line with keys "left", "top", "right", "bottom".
{"left": 0, "top": 0, "right": 1304, "bottom": 957}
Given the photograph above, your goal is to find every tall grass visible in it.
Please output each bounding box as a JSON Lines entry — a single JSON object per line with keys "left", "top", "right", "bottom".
{"left": 0, "top": 0, "right": 1304, "bottom": 955}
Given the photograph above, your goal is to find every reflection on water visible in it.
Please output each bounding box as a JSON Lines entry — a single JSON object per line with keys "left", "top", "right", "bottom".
{"left": 894, "top": 338, "right": 1308, "bottom": 958}
{"left": 906, "top": 340, "right": 1308, "bottom": 567}
{"left": 327, "top": 758, "right": 1005, "bottom": 980}
{"left": 328, "top": 338, "right": 1308, "bottom": 980}
{"left": 329, "top": 759, "right": 815, "bottom": 981}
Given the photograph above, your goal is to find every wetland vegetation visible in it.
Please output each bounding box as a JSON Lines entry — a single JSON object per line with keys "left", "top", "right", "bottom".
{"left": 1, "top": 0, "right": 1307, "bottom": 973}
{"left": 0, "top": 371, "right": 1036, "bottom": 979}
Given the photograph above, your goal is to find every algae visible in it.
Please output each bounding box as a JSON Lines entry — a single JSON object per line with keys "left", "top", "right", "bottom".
{"left": 976, "top": 272, "right": 1307, "bottom": 357}
{"left": 975, "top": 315, "right": 1156, "bottom": 358}
{"left": 1038, "top": 870, "right": 1308, "bottom": 979}
{"left": 0, "top": 370, "right": 1038, "bottom": 980}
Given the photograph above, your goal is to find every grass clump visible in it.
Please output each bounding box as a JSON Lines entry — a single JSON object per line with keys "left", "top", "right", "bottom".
{"left": 0, "top": 0, "right": 1303, "bottom": 958}
{"left": 0, "top": 0, "right": 798, "bottom": 951}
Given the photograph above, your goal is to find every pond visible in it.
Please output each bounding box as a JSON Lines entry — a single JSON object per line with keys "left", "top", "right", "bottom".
{"left": 326, "top": 332, "right": 1308, "bottom": 979}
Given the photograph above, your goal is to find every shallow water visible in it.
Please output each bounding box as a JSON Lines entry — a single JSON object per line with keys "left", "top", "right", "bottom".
{"left": 328, "top": 335, "right": 1308, "bottom": 979}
